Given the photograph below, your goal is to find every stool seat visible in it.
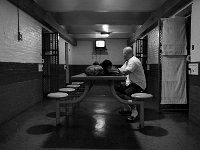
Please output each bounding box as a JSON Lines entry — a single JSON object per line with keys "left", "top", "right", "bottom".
{"left": 47, "top": 92, "right": 68, "bottom": 98}
{"left": 131, "top": 93, "right": 153, "bottom": 99}
{"left": 59, "top": 88, "right": 75, "bottom": 92}
{"left": 67, "top": 84, "right": 80, "bottom": 88}
{"left": 72, "top": 82, "right": 84, "bottom": 85}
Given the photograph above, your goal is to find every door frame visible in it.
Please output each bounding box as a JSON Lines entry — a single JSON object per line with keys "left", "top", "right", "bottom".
{"left": 65, "top": 42, "right": 69, "bottom": 84}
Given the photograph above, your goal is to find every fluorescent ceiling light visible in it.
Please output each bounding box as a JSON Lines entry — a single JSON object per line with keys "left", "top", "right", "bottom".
{"left": 101, "top": 32, "right": 110, "bottom": 38}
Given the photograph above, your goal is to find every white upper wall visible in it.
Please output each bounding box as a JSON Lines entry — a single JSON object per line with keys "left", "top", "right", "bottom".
{"left": 0, "top": 0, "right": 72, "bottom": 64}
{"left": 69, "top": 39, "right": 127, "bottom": 65}
{"left": 0, "top": 0, "right": 42, "bottom": 63}
{"left": 59, "top": 36, "right": 73, "bottom": 65}
{"left": 147, "top": 26, "right": 159, "bottom": 64}
{"left": 68, "top": 42, "right": 73, "bottom": 64}
{"left": 59, "top": 37, "right": 66, "bottom": 64}
{"left": 141, "top": 26, "right": 159, "bottom": 64}
{"left": 191, "top": 0, "right": 200, "bottom": 62}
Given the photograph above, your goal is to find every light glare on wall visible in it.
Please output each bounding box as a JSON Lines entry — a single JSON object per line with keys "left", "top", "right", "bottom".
{"left": 102, "top": 24, "right": 109, "bottom": 32}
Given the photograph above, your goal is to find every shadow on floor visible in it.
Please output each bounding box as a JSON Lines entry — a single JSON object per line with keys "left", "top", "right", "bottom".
{"left": 46, "top": 112, "right": 67, "bottom": 118}
{"left": 139, "top": 125, "right": 168, "bottom": 137}
{"left": 27, "top": 124, "right": 56, "bottom": 135}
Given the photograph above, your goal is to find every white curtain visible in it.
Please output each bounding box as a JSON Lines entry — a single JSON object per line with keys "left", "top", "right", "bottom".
{"left": 161, "top": 56, "right": 187, "bottom": 104}
{"left": 161, "top": 17, "right": 187, "bottom": 104}
{"left": 162, "top": 17, "right": 187, "bottom": 55}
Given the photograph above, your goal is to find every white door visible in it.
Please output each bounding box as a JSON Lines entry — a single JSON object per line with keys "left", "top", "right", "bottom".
{"left": 65, "top": 42, "right": 69, "bottom": 83}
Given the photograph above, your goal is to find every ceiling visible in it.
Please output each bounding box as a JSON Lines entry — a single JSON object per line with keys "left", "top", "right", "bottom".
{"left": 34, "top": 0, "right": 168, "bottom": 40}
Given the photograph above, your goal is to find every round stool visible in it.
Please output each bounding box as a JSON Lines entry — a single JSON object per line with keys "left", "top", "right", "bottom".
{"left": 47, "top": 92, "right": 68, "bottom": 99}
{"left": 130, "top": 93, "right": 153, "bottom": 128}
{"left": 72, "top": 82, "right": 85, "bottom": 93}
{"left": 72, "top": 82, "right": 84, "bottom": 85}
{"left": 66, "top": 84, "right": 80, "bottom": 88}
{"left": 131, "top": 93, "right": 153, "bottom": 99}
{"left": 59, "top": 88, "right": 77, "bottom": 114}
{"left": 59, "top": 87, "right": 75, "bottom": 92}
{"left": 67, "top": 84, "right": 81, "bottom": 97}
{"left": 59, "top": 88, "right": 76, "bottom": 100}
{"left": 47, "top": 92, "right": 68, "bottom": 126}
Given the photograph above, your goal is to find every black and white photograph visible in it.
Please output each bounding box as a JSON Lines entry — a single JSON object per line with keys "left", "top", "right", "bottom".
{"left": 0, "top": 0, "right": 200, "bottom": 150}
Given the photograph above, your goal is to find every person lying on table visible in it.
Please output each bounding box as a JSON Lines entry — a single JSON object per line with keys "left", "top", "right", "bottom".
{"left": 100, "top": 59, "right": 121, "bottom": 76}
{"left": 117, "top": 46, "right": 146, "bottom": 122}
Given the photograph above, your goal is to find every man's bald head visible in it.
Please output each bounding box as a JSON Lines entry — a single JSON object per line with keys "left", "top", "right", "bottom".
{"left": 123, "top": 47, "right": 133, "bottom": 61}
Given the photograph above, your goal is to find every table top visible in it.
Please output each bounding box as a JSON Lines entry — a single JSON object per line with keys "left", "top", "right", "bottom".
{"left": 71, "top": 73, "right": 126, "bottom": 81}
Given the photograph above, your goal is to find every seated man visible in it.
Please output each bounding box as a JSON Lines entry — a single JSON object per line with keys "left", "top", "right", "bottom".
{"left": 117, "top": 47, "right": 146, "bottom": 122}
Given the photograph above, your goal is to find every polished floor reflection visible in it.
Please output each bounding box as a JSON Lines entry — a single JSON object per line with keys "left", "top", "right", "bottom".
{"left": 0, "top": 84, "right": 200, "bottom": 150}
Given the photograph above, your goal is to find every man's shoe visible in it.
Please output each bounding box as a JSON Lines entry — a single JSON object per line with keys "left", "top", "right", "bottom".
{"left": 126, "top": 115, "right": 139, "bottom": 123}
{"left": 118, "top": 110, "right": 131, "bottom": 116}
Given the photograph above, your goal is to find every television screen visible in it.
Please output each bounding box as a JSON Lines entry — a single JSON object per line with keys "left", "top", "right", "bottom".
{"left": 95, "top": 40, "right": 106, "bottom": 48}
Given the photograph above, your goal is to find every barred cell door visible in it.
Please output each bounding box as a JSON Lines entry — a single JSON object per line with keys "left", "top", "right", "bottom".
{"left": 42, "top": 33, "right": 59, "bottom": 95}
{"left": 135, "top": 38, "right": 148, "bottom": 75}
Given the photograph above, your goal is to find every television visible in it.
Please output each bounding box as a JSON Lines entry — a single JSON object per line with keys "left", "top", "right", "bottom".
{"left": 95, "top": 40, "right": 106, "bottom": 49}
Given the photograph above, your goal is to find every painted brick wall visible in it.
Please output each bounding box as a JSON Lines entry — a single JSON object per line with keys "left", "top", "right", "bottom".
{"left": 70, "top": 39, "right": 126, "bottom": 65}
{"left": 0, "top": 0, "right": 43, "bottom": 124}
{"left": 189, "top": 83, "right": 200, "bottom": 126}
{"left": 0, "top": 0, "right": 42, "bottom": 63}
{"left": 147, "top": 26, "right": 159, "bottom": 64}
{"left": 191, "top": 0, "right": 200, "bottom": 62}
{"left": 142, "top": 26, "right": 160, "bottom": 109}
{"left": 189, "top": 0, "right": 200, "bottom": 125}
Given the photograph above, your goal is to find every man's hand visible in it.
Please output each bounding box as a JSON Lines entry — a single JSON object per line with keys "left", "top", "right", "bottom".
{"left": 119, "top": 68, "right": 130, "bottom": 75}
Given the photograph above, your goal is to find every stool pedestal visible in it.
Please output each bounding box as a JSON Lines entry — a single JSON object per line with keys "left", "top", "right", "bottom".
{"left": 59, "top": 88, "right": 76, "bottom": 100}
{"left": 59, "top": 87, "right": 77, "bottom": 114}
{"left": 47, "top": 92, "right": 68, "bottom": 126}
{"left": 130, "top": 93, "right": 153, "bottom": 128}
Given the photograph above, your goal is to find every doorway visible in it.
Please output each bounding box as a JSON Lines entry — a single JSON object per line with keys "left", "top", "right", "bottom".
{"left": 65, "top": 42, "right": 69, "bottom": 84}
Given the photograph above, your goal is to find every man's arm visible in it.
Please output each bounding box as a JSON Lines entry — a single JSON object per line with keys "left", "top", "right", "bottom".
{"left": 119, "top": 69, "right": 131, "bottom": 75}
{"left": 118, "top": 62, "right": 127, "bottom": 75}
{"left": 120, "top": 59, "right": 137, "bottom": 75}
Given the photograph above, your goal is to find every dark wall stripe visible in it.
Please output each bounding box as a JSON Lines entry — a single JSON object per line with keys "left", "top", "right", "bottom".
{"left": 58, "top": 64, "right": 66, "bottom": 88}
{"left": 189, "top": 66, "right": 200, "bottom": 86}
{"left": 0, "top": 62, "right": 42, "bottom": 85}
{"left": 189, "top": 62, "right": 200, "bottom": 125}
{"left": 160, "top": 104, "right": 189, "bottom": 111}
{"left": 0, "top": 79, "right": 43, "bottom": 124}
{"left": 146, "top": 64, "right": 160, "bottom": 110}
{"left": 0, "top": 62, "right": 43, "bottom": 124}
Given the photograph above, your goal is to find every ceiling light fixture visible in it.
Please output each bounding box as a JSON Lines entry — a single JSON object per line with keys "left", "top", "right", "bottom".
{"left": 100, "top": 32, "right": 110, "bottom": 38}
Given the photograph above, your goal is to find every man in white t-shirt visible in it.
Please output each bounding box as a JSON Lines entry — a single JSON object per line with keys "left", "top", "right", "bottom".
{"left": 117, "top": 46, "right": 146, "bottom": 122}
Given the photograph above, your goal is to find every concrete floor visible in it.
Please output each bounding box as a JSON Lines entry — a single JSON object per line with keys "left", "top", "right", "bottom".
{"left": 1, "top": 83, "right": 200, "bottom": 150}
